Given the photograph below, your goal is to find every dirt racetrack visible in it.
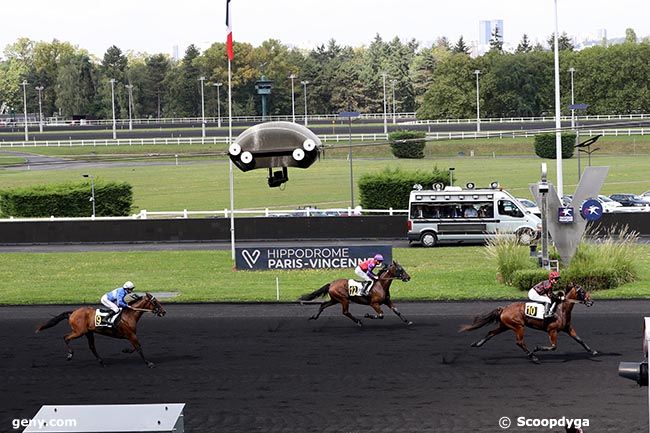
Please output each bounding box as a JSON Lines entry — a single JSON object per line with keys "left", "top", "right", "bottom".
{"left": 1, "top": 301, "right": 647, "bottom": 433}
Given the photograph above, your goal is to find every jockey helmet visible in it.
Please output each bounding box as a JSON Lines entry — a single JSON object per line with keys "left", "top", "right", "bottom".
{"left": 123, "top": 281, "right": 135, "bottom": 290}
{"left": 374, "top": 254, "right": 384, "bottom": 262}
{"left": 548, "top": 271, "right": 560, "bottom": 282}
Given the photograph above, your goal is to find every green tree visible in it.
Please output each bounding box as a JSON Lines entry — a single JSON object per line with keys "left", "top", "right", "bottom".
{"left": 516, "top": 34, "right": 532, "bottom": 53}
{"left": 625, "top": 28, "right": 638, "bottom": 44}
{"left": 452, "top": 36, "right": 471, "bottom": 55}
{"left": 547, "top": 32, "right": 574, "bottom": 51}
{"left": 55, "top": 52, "right": 96, "bottom": 117}
{"left": 489, "top": 28, "right": 503, "bottom": 52}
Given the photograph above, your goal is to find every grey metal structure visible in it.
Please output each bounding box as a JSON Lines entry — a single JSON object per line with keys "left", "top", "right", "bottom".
{"left": 23, "top": 403, "right": 184, "bottom": 433}
{"left": 530, "top": 166, "right": 608, "bottom": 264}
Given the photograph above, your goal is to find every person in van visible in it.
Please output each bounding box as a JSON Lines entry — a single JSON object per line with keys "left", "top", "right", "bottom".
{"left": 463, "top": 205, "right": 478, "bottom": 218}
{"left": 478, "top": 204, "right": 493, "bottom": 218}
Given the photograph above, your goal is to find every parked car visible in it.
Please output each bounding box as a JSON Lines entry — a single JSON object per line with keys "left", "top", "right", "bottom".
{"left": 597, "top": 195, "right": 623, "bottom": 212}
{"left": 516, "top": 198, "right": 541, "bottom": 217}
{"left": 609, "top": 193, "right": 647, "bottom": 207}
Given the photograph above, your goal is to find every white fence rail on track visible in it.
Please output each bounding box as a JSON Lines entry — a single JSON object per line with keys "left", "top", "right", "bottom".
{"left": 0, "top": 207, "right": 410, "bottom": 222}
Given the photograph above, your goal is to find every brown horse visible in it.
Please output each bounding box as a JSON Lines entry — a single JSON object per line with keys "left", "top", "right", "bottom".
{"left": 299, "top": 261, "right": 412, "bottom": 327}
{"left": 36, "top": 293, "right": 166, "bottom": 368}
{"left": 460, "top": 284, "right": 597, "bottom": 363}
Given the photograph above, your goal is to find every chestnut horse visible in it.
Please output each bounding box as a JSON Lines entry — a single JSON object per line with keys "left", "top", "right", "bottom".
{"left": 299, "top": 261, "right": 412, "bottom": 327}
{"left": 36, "top": 293, "right": 166, "bottom": 368}
{"left": 460, "top": 284, "right": 597, "bottom": 363}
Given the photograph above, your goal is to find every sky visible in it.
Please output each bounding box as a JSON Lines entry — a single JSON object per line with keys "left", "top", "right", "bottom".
{"left": 1, "top": 0, "right": 648, "bottom": 58}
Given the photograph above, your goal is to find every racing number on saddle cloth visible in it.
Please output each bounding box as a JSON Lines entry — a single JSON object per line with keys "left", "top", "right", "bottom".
{"left": 525, "top": 304, "right": 538, "bottom": 317}
{"left": 95, "top": 313, "right": 102, "bottom": 327}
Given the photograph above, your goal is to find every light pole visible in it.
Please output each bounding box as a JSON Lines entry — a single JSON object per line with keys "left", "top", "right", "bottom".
{"left": 109, "top": 79, "right": 116, "bottom": 139}
{"left": 82, "top": 174, "right": 96, "bottom": 218}
{"left": 553, "top": 0, "right": 564, "bottom": 198}
{"left": 382, "top": 72, "right": 387, "bottom": 134}
{"left": 474, "top": 70, "right": 481, "bottom": 132}
{"left": 213, "top": 82, "right": 223, "bottom": 128}
{"left": 300, "top": 80, "right": 309, "bottom": 126}
{"left": 391, "top": 79, "right": 397, "bottom": 124}
{"left": 289, "top": 74, "right": 296, "bottom": 123}
{"left": 21, "top": 80, "right": 28, "bottom": 141}
{"left": 199, "top": 76, "right": 206, "bottom": 138}
{"left": 35, "top": 85, "right": 44, "bottom": 133}
{"left": 569, "top": 67, "right": 576, "bottom": 130}
{"left": 125, "top": 84, "right": 134, "bottom": 131}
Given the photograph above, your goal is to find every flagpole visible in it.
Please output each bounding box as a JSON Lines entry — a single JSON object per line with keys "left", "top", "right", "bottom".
{"left": 228, "top": 58, "right": 235, "bottom": 262}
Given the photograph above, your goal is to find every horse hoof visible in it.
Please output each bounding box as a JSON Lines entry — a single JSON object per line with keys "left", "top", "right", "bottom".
{"left": 530, "top": 356, "right": 541, "bottom": 364}
{"left": 591, "top": 350, "right": 599, "bottom": 356}
{"left": 66, "top": 354, "right": 73, "bottom": 361}
{"left": 147, "top": 362, "right": 155, "bottom": 368}
{"left": 356, "top": 321, "right": 363, "bottom": 328}
{"left": 406, "top": 321, "right": 414, "bottom": 326}
{"left": 364, "top": 313, "right": 372, "bottom": 318}
{"left": 308, "top": 316, "right": 316, "bottom": 321}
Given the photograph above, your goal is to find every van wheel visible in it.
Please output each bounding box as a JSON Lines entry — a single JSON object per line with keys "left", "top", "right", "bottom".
{"left": 420, "top": 232, "right": 438, "bottom": 247}
{"left": 517, "top": 228, "right": 535, "bottom": 245}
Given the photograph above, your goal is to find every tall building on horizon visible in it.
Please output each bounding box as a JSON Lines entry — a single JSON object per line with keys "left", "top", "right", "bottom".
{"left": 479, "top": 19, "right": 504, "bottom": 46}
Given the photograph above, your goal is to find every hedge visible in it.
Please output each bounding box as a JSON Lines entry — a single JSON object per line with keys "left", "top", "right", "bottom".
{"left": 0, "top": 181, "right": 133, "bottom": 217}
{"left": 388, "top": 130, "right": 426, "bottom": 159}
{"left": 533, "top": 133, "right": 576, "bottom": 159}
{"left": 358, "top": 167, "right": 448, "bottom": 210}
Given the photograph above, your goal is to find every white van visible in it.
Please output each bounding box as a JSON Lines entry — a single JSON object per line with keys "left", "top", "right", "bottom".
{"left": 407, "top": 185, "right": 541, "bottom": 247}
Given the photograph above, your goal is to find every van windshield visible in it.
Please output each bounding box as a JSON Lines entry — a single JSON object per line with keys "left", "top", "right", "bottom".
{"left": 411, "top": 202, "right": 493, "bottom": 219}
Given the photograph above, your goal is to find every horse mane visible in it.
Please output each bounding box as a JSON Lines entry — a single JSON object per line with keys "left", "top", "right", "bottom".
{"left": 127, "top": 292, "right": 154, "bottom": 306}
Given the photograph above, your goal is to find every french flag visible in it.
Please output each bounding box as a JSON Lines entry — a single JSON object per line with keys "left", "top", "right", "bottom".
{"left": 226, "top": 0, "right": 234, "bottom": 60}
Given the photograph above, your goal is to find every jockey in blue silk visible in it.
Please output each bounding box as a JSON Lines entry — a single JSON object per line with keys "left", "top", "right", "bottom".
{"left": 101, "top": 281, "right": 135, "bottom": 321}
{"left": 354, "top": 254, "right": 384, "bottom": 295}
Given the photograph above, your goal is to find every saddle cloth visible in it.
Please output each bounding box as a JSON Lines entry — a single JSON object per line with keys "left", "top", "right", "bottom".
{"left": 347, "top": 279, "right": 366, "bottom": 297}
{"left": 524, "top": 302, "right": 545, "bottom": 319}
{"left": 95, "top": 309, "right": 121, "bottom": 328}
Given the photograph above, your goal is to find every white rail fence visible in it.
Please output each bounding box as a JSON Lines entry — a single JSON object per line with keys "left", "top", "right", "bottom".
{"left": 1, "top": 128, "right": 650, "bottom": 149}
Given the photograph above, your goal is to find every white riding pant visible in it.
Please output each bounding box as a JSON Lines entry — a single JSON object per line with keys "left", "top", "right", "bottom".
{"left": 100, "top": 294, "right": 120, "bottom": 313}
{"left": 354, "top": 266, "right": 373, "bottom": 282}
{"left": 528, "top": 289, "right": 551, "bottom": 305}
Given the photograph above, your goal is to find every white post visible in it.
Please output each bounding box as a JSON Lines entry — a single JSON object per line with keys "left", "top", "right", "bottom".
{"left": 228, "top": 61, "right": 235, "bottom": 262}
{"left": 553, "top": 0, "right": 564, "bottom": 198}
{"left": 276, "top": 277, "right": 280, "bottom": 301}
{"left": 474, "top": 70, "right": 481, "bottom": 132}
{"left": 391, "top": 79, "right": 396, "bottom": 124}
{"left": 35, "top": 85, "right": 44, "bottom": 133}
{"left": 301, "top": 80, "right": 309, "bottom": 126}
{"left": 289, "top": 74, "right": 296, "bottom": 123}
{"left": 125, "top": 84, "right": 134, "bottom": 131}
{"left": 569, "top": 67, "right": 576, "bottom": 130}
{"left": 199, "top": 76, "right": 206, "bottom": 138}
{"left": 382, "top": 72, "right": 387, "bottom": 134}
{"left": 21, "top": 80, "right": 29, "bottom": 141}
{"left": 213, "top": 82, "right": 222, "bottom": 128}
{"left": 109, "top": 79, "right": 117, "bottom": 140}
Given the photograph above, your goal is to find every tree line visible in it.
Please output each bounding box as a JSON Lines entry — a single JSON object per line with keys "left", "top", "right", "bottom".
{"left": 0, "top": 30, "right": 648, "bottom": 121}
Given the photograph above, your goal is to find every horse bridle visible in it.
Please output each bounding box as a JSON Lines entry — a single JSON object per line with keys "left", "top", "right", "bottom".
{"left": 129, "top": 295, "right": 164, "bottom": 314}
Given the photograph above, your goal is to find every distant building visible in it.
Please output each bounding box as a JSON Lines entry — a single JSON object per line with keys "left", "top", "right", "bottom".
{"left": 478, "top": 19, "right": 504, "bottom": 55}
{"left": 172, "top": 45, "right": 179, "bottom": 61}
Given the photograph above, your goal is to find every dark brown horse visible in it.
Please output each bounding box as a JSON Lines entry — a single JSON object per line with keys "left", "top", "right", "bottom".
{"left": 299, "top": 261, "right": 412, "bottom": 326}
{"left": 36, "top": 293, "right": 166, "bottom": 368}
{"left": 460, "top": 284, "right": 597, "bottom": 363}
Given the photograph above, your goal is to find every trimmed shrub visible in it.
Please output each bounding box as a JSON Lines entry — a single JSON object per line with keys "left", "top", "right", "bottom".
{"left": 358, "top": 167, "right": 448, "bottom": 210}
{"left": 512, "top": 269, "right": 551, "bottom": 291}
{"left": 533, "top": 133, "right": 576, "bottom": 159}
{"left": 0, "top": 181, "right": 133, "bottom": 217}
{"left": 389, "top": 130, "right": 426, "bottom": 159}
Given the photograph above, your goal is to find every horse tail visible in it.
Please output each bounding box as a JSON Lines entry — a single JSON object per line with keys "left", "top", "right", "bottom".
{"left": 35, "top": 311, "right": 72, "bottom": 333}
{"left": 299, "top": 283, "right": 331, "bottom": 301}
{"left": 458, "top": 307, "right": 503, "bottom": 332}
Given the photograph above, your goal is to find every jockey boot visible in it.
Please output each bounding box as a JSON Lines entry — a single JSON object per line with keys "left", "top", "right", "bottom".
{"left": 362, "top": 281, "right": 373, "bottom": 296}
{"left": 544, "top": 303, "right": 556, "bottom": 318}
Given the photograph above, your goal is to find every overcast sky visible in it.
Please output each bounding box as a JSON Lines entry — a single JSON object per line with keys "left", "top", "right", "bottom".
{"left": 2, "top": 0, "right": 648, "bottom": 58}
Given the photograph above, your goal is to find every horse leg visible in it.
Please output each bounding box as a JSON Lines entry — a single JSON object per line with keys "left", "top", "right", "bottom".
{"left": 471, "top": 324, "right": 507, "bottom": 347}
{"left": 309, "top": 299, "right": 337, "bottom": 321}
{"left": 85, "top": 333, "right": 104, "bottom": 366}
{"left": 364, "top": 303, "right": 384, "bottom": 320}
{"left": 514, "top": 327, "right": 540, "bottom": 363}
{"left": 63, "top": 331, "right": 83, "bottom": 361}
{"left": 341, "top": 299, "right": 362, "bottom": 327}
{"left": 567, "top": 326, "right": 598, "bottom": 356}
{"left": 533, "top": 329, "right": 558, "bottom": 353}
{"left": 126, "top": 334, "right": 155, "bottom": 368}
{"left": 385, "top": 300, "right": 413, "bottom": 325}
